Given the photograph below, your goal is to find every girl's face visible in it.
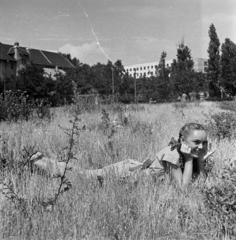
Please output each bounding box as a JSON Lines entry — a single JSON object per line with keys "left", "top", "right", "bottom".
{"left": 181, "top": 130, "right": 208, "bottom": 158}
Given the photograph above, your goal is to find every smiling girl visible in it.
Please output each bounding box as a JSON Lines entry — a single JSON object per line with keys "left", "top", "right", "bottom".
{"left": 30, "top": 123, "right": 214, "bottom": 188}
{"left": 149, "top": 123, "right": 211, "bottom": 188}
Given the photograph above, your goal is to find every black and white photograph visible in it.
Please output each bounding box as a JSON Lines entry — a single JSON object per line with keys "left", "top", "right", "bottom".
{"left": 0, "top": 0, "right": 236, "bottom": 239}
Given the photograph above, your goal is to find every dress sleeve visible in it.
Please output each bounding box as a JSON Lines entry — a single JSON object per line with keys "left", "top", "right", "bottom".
{"left": 147, "top": 146, "right": 181, "bottom": 176}
{"left": 156, "top": 146, "right": 181, "bottom": 167}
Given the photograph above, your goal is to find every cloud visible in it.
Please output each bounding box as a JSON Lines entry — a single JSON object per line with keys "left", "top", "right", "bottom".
{"left": 59, "top": 42, "right": 110, "bottom": 65}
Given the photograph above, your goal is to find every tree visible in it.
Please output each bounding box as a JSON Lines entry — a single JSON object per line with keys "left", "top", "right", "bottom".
{"left": 156, "top": 51, "right": 171, "bottom": 101}
{"left": 16, "top": 65, "right": 53, "bottom": 99}
{"left": 176, "top": 42, "right": 194, "bottom": 71}
{"left": 170, "top": 40, "right": 195, "bottom": 96}
{"left": 207, "top": 23, "right": 221, "bottom": 96}
{"left": 220, "top": 38, "right": 236, "bottom": 95}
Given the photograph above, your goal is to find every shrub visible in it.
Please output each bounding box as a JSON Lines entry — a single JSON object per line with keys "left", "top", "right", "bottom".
{"left": 0, "top": 91, "right": 54, "bottom": 122}
{"left": 205, "top": 97, "right": 234, "bottom": 102}
{"left": 0, "top": 90, "right": 34, "bottom": 122}
{"left": 218, "top": 101, "right": 236, "bottom": 112}
{"left": 34, "top": 98, "right": 53, "bottom": 120}
{"left": 202, "top": 158, "right": 236, "bottom": 237}
{"left": 204, "top": 112, "right": 236, "bottom": 140}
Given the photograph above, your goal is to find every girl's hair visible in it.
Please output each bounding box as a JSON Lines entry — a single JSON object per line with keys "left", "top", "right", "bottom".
{"left": 178, "top": 123, "right": 205, "bottom": 141}
{"left": 177, "top": 123, "right": 206, "bottom": 173}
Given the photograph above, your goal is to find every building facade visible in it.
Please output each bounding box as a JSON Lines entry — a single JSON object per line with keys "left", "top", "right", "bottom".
{"left": 124, "top": 58, "right": 208, "bottom": 79}
{"left": 0, "top": 41, "right": 75, "bottom": 81}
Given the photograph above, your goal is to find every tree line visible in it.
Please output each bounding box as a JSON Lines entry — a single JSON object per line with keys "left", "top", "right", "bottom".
{"left": 1, "top": 23, "right": 235, "bottom": 106}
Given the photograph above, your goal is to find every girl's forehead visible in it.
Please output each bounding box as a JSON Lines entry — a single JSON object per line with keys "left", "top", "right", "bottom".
{"left": 186, "top": 129, "right": 207, "bottom": 139}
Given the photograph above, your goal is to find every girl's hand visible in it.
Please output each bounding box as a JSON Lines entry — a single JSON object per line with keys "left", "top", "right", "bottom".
{"left": 180, "top": 143, "right": 193, "bottom": 161}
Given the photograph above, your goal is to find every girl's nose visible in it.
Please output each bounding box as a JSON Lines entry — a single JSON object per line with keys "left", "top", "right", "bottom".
{"left": 198, "top": 143, "right": 203, "bottom": 149}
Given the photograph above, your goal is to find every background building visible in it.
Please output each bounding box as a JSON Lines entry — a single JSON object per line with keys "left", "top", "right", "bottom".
{"left": 124, "top": 58, "right": 207, "bottom": 78}
{"left": 0, "top": 41, "right": 75, "bottom": 81}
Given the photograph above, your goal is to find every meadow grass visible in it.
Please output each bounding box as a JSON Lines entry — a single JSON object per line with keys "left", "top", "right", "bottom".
{"left": 0, "top": 101, "right": 235, "bottom": 240}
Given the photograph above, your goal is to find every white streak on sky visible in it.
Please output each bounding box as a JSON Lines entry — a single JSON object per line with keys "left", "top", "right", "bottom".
{"left": 77, "top": 1, "right": 111, "bottom": 61}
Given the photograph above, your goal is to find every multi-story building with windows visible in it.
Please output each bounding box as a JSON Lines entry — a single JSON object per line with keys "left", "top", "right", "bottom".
{"left": 124, "top": 58, "right": 208, "bottom": 78}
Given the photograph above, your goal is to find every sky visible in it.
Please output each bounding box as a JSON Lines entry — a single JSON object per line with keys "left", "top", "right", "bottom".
{"left": 1, "top": 0, "right": 236, "bottom": 66}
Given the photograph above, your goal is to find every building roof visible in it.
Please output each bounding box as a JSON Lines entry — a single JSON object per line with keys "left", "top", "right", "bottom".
{"left": 29, "top": 49, "right": 52, "bottom": 67}
{"left": 0, "top": 43, "right": 16, "bottom": 61}
{"left": 7, "top": 47, "right": 29, "bottom": 56}
{"left": 41, "top": 50, "right": 74, "bottom": 69}
{"left": 0, "top": 42, "right": 75, "bottom": 69}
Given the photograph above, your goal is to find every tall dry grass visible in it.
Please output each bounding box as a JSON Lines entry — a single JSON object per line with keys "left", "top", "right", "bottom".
{"left": 0, "top": 101, "right": 235, "bottom": 239}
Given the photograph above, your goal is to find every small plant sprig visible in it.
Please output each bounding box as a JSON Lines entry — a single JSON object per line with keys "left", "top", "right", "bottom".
{"left": 0, "top": 180, "right": 27, "bottom": 211}
{"left": 101, "top": 108, "right": 117, "bottom": 161}
{"left": 54, "top": 116, "right": 79, "bottom": 201}
{"left": 173, "top": 101, "right": 186, "bottom": 117}
{"left": 42, "top": 85, "right": 85, "bottom": 207}
{"left": 40, "top": 114, "right": 81, "bottom": 209}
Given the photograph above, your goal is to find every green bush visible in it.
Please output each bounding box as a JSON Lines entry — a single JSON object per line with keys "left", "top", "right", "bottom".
{"left": 0, "top": 91, "right": 53, "bottom": 122}
{"left": 206, "top": 97, "right": 234, "bottom": 102}
{"left": 219, "top": 101, "right": 236, "bottom": 112}
{"left": 0, "top": 91, "right": 34, "bottom": 122}
{"left": 34, "top": 99, "right": 53, "bottom": 120}
{"left": 204, "top": 112, "right": 236, "bottom": 140}
{"left": 202, "top": 159, "right": 236, "bottom": 237}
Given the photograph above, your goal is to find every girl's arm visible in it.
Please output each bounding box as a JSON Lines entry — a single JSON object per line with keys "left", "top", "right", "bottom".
{"left": 168, "top": 142, "right": 194, "bottom": 188}
{"left": 168, "top": 157, "right": 193, "bottom": 188}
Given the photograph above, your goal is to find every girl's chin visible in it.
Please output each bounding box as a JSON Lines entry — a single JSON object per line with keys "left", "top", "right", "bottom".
{"left": 191, "top": 152, "right": 202, "bottom": 158}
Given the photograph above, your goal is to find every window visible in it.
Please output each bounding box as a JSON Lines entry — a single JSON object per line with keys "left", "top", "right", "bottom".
{"left": 204, "top": 67, "right": 208, "bottom": 72}
{"left": 140, "top": 67, "right": 142, "bottom": 70}
{"left": 144, "top": 72, "right": 146, "bottom": 77}
{"left": 140, "top": 73, "right": 142, "bottom": 77}
{"left": 22, "top": 58, "right": 26, "bottom": 65}
{"left": 133, "top": 68, "right": 136, "bottom": 71}
{"left": 204, "top": 61, "right": 208, "bottom": 66}
{"left": 148, "top": 66, "right": 150, "bottom": 69}
{"left": 144, "top": 67, "right": 146, "bottom": 70}
{"left": 136, "top": 68, "right": 139, "bottom": 71}
{"left": 167, "top": 64, "right": 169, "bottom": 67}
{"left": 151, "top": 66, "right": 153, "bottom": 69}
{"left": 130, "top": 68, "right": 132, "bottom": 71}
{"left": 11, "top": 62, "right": 14, "bottom": 70}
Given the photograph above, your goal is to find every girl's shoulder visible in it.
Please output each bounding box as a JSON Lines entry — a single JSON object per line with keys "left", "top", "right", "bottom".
{"left": 156, "top": 146, "right": 181, "bottom": 167}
